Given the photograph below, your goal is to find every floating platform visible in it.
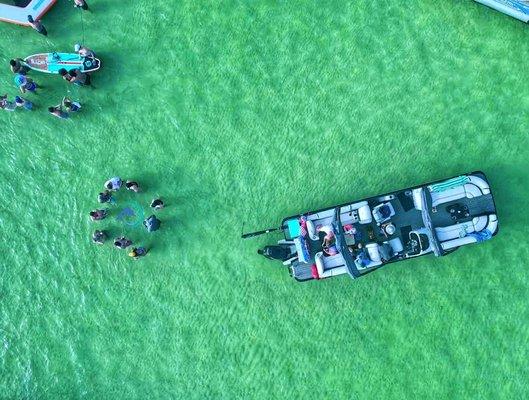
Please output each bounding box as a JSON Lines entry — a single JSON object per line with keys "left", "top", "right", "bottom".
{"left": 475, "top": 0, "right": 529, "bottom": 22}
{"left": 0, "top": 0, "right": 57, "bottom": 26}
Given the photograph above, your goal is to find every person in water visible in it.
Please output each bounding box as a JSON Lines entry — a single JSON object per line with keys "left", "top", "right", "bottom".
{"left": 74, "top": 44, "right": 95, "bottom": 58}
{"left": 90, "top": 209, "right": 108, "bottom": 221}
{"left": 114, "top": 237, "right": 133, "bottom": 249}
{"left": 73, "top": 0, "right": 89, "bottom": 10}
{"left": 59, "top": 68, "right": 74, "bottom": 83}
{"left": 27, "top": 15, "right": 47, "bottom": 36}
{"left": 104, "top": 177, "right": 122, "bottom": 191}
{"left": 125, "top": 180, "right": 140, "bottom": 193}
{"left": 15, "top": 96, "right": 33, "bottom": 111}
{"left": 15, "top": 75, "right": 38, "bottom": 94}
{"left": 98, "top": 190, "right": 115, "bottom": 204}
{"left": 92, "top": 230, "right": 107, "bottom": 245}
{"left": 70, "top": 69, "right": 91, "bottom": 86}
{"left": 48, "top": 106, "right": 69, "bottom": 119}
{"left": 62, "top": 97, "right": 81, "bottom": 112}
{"left": 143, "top": 215, "right": 161, "bottom": 232}
{"left": 0, "top": 95, "right": 16, "bottom": 112}
{"left": 128, "top": 247, "right": 149, "bottom": 260}
{"left": 10, "top": 59, "right": 29, "bottom": 75}
{"left": 150, "top": 198, "right": 164, "bottom": 210}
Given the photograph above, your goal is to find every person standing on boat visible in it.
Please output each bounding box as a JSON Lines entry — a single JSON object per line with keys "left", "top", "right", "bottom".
{"left": 9, "top": 59, "right": 29, "bottom": 75}
{"left": 27, "top": 15, "right": 47, "bottom": 36}
{"left": 73, "top": 0, "right": 89, "bottom": 11}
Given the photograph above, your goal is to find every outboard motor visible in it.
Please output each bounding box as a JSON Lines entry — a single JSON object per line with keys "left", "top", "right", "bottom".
{"left": 258, "top": 244, "right": 295, "bottom": 262}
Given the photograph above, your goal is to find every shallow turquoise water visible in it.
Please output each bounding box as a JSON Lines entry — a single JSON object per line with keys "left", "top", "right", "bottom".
{"left": 1, "top": 1, "right": 529, "bottom": 398}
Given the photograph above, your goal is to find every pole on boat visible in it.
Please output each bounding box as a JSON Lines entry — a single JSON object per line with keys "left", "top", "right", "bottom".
{"left": 241, "top": 226, "right": 284, "bottom": 239}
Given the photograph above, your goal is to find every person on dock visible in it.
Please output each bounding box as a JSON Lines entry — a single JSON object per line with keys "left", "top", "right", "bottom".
{"left": 15, "top": 96, "right": 33, "bottom": 111}
{"left": 73, "top": 0, "right": 89, "bottom": 11}
{"left": 98, "top": 190, "right": 115, "bottom": 204}
{"left": 143, "top": 215, "right": 161, "bottom": 232}
{"left": 150, "top": 198, "right": 164, "bottom": 210}
{"left": 114, "top": 237, "right": 133, "bottom": 249}
{"left": 125, "top": 181, "right": 140, "bottom": 193}
{"left": 90, "top": 209, "right": 108, "bottom": 221}
{"left": 0, "top": 95, "right": 16, "bottom": 112}
{"left": 74, "top": 44, "right": 95, "bottom": 58}
{"left": 15, "top": 74, "right": 38, "bottom": 94}
{"left": 70, "top": 69, "right": 91, "bottom": 87}
{"left": 128, "top": 247, "right": 149, "bottom": 260}
{"left": 10, "top": 59, "right": 29, "bottom": 75}
{"left": 62, "top": 97, "right": 81, "bottom": 112}
{"left": 92, "top": 230, "right": 107, "bottom": 245}
{"left": 105, "top": 177, "right": 122, "bottom": 191}
{"left": 48, "top": 105, "right": 69, "bottom": 119}
{"left": 27, "top": 15, "right": 47, "bottom": 36}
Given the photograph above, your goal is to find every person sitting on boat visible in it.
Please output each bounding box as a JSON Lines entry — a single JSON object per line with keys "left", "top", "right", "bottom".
{"left": 317, "top": 224, "right": 335, "bottom": 247}
{"left": 74, "top": 43, "right": 96, "bottom": 58}
{"left": 9, "top": 59, "right": 29, "bottom": 75}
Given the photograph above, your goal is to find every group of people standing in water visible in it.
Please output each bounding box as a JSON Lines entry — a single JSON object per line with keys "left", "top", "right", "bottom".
{"left": 90, "top": 177, "right": 164, "bottom": 261}
{"left": 1, "top": 0, "right": 95, "bottom": 119}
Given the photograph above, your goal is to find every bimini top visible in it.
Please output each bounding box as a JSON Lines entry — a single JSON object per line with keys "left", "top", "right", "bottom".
{"left": 0, "top": 0, "right": 57, "bottom": 26}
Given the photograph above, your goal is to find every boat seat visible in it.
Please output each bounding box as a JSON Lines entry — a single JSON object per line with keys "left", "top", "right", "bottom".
{"left": 430, "top": 178, "right": 490, "bottom": 208}
{"left": 314, "top": 252, "right": 348, "bottom": 279}
{"left": 440, "top": 214, "right": 498, "bottom": 250}
{"left": 372, "top": 202, "right": 395, "bottom": 225}
{"left": 339, "top": 201, "right": 373, "bottom": 225}
{"left": 435, "top": 215, "right": 489, "bottom": 242}
{"left": 387, "top": 237, "right": 404, "bottom": 253}
{"left": 305, "top": 219, "right": 319, "bottom": 241}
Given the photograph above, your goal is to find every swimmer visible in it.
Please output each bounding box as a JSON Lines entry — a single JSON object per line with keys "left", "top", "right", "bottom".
{"left": 104, "top": 177, "right": 122, "bottom": 191}
{"left": 98, "top": 190, "right": 115, "bottom": 204}
{"left": 48, "top": 105, "right": 69, "bottom": 119}
{"left": 74, "top": 44, "right": 95, "bottom": 58}
{"left": 150, "top": 198, "right": 164, "bottom": 210}
{"left": 143, "top": 215, "right": 161, "bottom": 232}
{"left": 90, "top": 209, "right": 108, "bottom": 221}
{"left": 70, "top": 69, "right": 91, "bottom": 86}
{"left": 73, "top": 0, "right": 89, "bottom": 10}
{"left": 92, "top": 230, "right": 107, "bottom": 245}
{"left": 9, "top": 59, "right": 29, "bottom": 75}
{"left": 15, "top": 96, "right": 33, "bottom": 111}
{"left": 59, "top": 68, "right": 74, "bottom": 83}
{"left": 128, "top": 247, "right": 149, "bottom": 260}
{"left": 15, "top": 75, "right": 38, "bottom": 94}
{"left": 114, "top": 237, "right": 133, "bottom": 249}
{"left": 62, "top": 97, "right": 81, "bottom": 112}
{"left": 125, "top": 181, "right": 140, "bottom": 193}
{"left": 27, "top": 15, "right": 47, "bottom": 36}
{"left": 0, "top": 95, "right": 16, "bottom": 112}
